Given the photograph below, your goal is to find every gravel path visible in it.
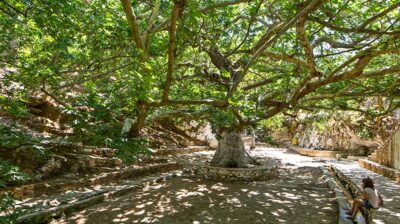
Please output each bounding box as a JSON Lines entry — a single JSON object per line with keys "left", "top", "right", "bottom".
{"left": 53, "top": 147, "right": 339, "bottom": 224}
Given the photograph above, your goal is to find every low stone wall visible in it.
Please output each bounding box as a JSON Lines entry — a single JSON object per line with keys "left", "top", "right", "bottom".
{"left": 321, "top": 168, "right": 353, "bottom": 224}
{"left": 359, "top": 159, "right": 400, "bottom": 183}
{"left": 192, "top": 163, "right": 278, "bottom": 181}
{"left": 330, "top": 166, "right": 371, "bottom": 224}
{"left": 153, "top": 146, "right": 212, "bottom": 156}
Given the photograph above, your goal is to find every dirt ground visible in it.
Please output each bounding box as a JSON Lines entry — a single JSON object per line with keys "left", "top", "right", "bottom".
{"left": 52, "top": 148, "right": 339, "bottom": 224}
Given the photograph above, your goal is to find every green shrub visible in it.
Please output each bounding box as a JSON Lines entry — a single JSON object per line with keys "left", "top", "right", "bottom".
{"left": 0, "top": 160, "right": 29, "bottom": 224}
{"left": 0, "top": 193, "right": 21, "bottom": 224}
{"left": 112, "top": 138, "right": 152, "bottom": 165}
{"left": 0, "top": 125, "right": 38, "bottom": 149}
{"left": 0, "top": 159, "right": 30, "bottom": 188}
{"left": 69, "top": 120, "right": 153, "bottom": 165}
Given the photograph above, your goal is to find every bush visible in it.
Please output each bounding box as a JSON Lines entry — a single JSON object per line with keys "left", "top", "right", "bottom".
{"left": 0, "top": 193, "right": 21, "bottom": 224}
{"left": 70, "top": 120, "right": 153, "bottom": 165}
{"left": 0, "top": 159, "right": 29, "bottom": 224}
{"left": 111, "top": 138, "right": 152, "bottom": 165}
{"left": 0, "top": 159, "right": 30, "bottom": 188}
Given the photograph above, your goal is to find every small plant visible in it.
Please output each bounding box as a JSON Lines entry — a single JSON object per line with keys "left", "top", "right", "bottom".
{"left": 0, "top": 124, "right": 38, "bottom": 149}
{"left": 0, "top": 160, "right": 29, "bottom": 224}
{"left": 356, "top": 125, "right": 373, "bottom": 139}
{"left": 112, "top": 138, "right": 152, "bottom": 165}
{"left": 0, "top": 193, "right": 21, "bottom": 224}
{"left": 0, "top": 159, "right": 30, "bottom": 188}
{"left": 254, "top": 127, "right": 279, "bottom": 147}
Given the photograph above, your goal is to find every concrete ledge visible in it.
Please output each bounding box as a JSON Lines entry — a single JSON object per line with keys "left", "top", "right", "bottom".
{"left": 321, "top": 168, "right": 353, "bottom": 224}
{"left": 359, "top": 159, "right": 400, "bottom": 183}
{"left": 16, "top": 172, "right": 182, "bottom": 224}
{"left": 284, "top": 143, "right": 338, "bottom": 157}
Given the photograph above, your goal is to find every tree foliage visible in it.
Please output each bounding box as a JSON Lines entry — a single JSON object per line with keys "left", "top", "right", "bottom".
{"left": 1, "top": 0, "right": 399, "bottom": 137}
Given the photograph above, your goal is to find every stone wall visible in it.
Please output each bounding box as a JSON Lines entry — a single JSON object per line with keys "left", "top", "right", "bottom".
{"left": 369, "top": 129, "right": 400, "bottom": 170}
{"left": 192, "top": 162, "right": 278, "bottom": 181}
{"left": 391, "top": 131, "right": 400, "bottom": 169}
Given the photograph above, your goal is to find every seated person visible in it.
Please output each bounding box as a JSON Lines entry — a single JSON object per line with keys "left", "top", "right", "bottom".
{"left": 346, "top": 177, "right": 383, "bottom": 220}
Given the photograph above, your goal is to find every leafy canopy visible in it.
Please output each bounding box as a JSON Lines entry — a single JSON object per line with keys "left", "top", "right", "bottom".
{"left": 1, "top": 0, "right": 399, "bottom": 133}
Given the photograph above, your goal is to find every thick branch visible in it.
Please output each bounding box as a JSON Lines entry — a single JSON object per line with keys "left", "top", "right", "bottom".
{"left": 262, "top": 51, "right": 311, "bottom": 70}
{"left": 142, "top": 0, "right": 161, "bottom": 49}
{"left": 358, "top": 2, "right": 400, "bottom": 29}
{"left": 162, "top": 0, "right": 185, "bottom": 102}
{"left": 310, "top": 17, "right": 400, "bottom": 35}
{"left": 296, "top": 14, "right": 317, "bottom": 74}
{"left": 226, "top": 0, "right": 325, "bottom": 100}
{"left": 120, "top": 0, "right": 145, "bottom": 50}
{"left": 243, "top": 74, "right": 285, "bottom": 91}
{"left": 149, "top": 99, "right": 227, "bottom": 108}
{"left": 259, "top": 47, "right": 393, "bottom": 118}
{"left": 199, "top": 0, "right": 250, "bottom": 13}
{"left": 358, "top": 65, "right": 400, "bottom": 79}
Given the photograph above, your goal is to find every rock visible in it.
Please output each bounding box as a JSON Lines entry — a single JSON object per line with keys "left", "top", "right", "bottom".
{"left": 39, "top": 155, "right": 67, "bottom": 179}
{"left": 294, "top": 122, "right": 380, "bottom": 155}
{"left": 121, "top": 118, "right": 135, "bottom": 137}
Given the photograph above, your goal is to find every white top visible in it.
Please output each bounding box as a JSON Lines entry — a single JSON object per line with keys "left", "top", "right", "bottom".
{"left": 364, "top": 187, "right": 379, "bottom": 208}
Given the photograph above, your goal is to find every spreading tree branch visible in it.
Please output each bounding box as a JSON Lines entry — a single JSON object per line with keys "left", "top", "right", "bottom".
{"left": 162, "top": 0, "right": 186, "bottom": 102}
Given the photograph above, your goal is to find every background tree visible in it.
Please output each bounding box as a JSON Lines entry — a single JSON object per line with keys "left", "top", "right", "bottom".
{"left": 1, "top": 0, "right": 399, "bottom": 167}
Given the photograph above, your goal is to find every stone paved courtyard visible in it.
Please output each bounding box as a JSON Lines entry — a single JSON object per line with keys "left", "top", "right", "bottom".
{"left": 53, "top": 147, "right": 339, "bottom": 224}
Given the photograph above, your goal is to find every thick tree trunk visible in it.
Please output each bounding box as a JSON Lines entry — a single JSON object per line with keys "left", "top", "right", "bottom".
{"left": 210, "top": 130, "right": 252, "bottom": 168}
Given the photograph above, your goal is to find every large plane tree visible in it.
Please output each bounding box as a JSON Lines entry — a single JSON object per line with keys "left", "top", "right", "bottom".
{"left": 1, "top": 0, "right": 399, "bottom": 167}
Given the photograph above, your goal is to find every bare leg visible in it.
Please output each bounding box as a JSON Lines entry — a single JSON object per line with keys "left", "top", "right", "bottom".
{"left": 351, "top": 199, "right": 363, "bottom": 217}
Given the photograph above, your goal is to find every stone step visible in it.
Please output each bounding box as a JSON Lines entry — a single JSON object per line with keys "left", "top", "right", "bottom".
{"left": 6, "top": 162, "right": 183, "bottom": 199}
{"left": 64, "top": 153, "right": 123, "bottom": 172}
{"left": 72, "top": 147, "right": 117, "bottom": 157}
{"left": 15, "top": 171, "right": 183, "bottom": 224}
{"left": 85, "top": 158, "right": 170, "bottom": 173}
{"left": 154, "top": 145, "right": 212, "bottom": 156}
{"left": 24, "top": 117, "right": 73, "bottom": 136}
{"left": 86, "top": 166, "right": 123, "bottom": 173}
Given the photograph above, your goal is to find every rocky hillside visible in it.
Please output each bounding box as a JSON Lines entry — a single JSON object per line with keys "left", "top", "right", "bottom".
{"left": 271, "top": 111, "right": 400, "bottom": 156}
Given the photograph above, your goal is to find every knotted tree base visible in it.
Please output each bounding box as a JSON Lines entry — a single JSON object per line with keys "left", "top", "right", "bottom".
{"left": 210, "top": 130, "right": 254, "bottom": 168}
{"left": 192, "top": 130, "right": 279, "bottom": 181}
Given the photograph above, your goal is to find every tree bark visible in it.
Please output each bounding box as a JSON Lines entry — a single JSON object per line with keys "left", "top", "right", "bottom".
{"left": 128, "top": 101, "right": 147, "bottom": 137}
{"left": 210, "top": 130, "right": 252, "bottom": 168}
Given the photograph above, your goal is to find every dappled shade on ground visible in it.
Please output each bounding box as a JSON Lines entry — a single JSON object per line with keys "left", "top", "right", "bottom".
{"left": 53, "top": 148, "right": 338, "bottom": 224}
{"left": 54, "top": 177, "right": 337, "bottom": 224}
